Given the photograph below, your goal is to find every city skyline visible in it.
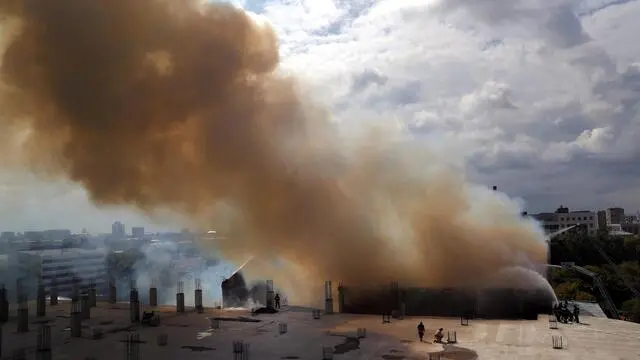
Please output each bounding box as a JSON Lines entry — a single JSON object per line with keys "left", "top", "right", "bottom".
{"left": 0, "top": 201, "right": 638, "bottom": 236}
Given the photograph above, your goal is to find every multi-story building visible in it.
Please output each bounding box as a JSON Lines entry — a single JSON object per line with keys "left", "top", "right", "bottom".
{"left": 532, "top": 205, "right": 598, "bottom": 236}
{"left": 0, "top": 254, "right": 9, "bottom": 287}
{"left": 112, "top": 221, "right": 125, "bottom": 239}
{"left": 42, "top": 229, "right": 72, "bottom": 241}
{"left": 597, "top": 210, "right": 607, "bottom": 230}
{"left": 604, "top": 208, "right": 625, "bottom": 226}
{"left": 131, "top": 227, "right": 145, "bottom": 239}
{"left": 0, "top": 231, "right": 15, "bottom": 242}
{"left": 9, "top": 248, "right": 108, "bottom": 297}
{"left": 597, "top": 208, "right": 638, "bottom": 235}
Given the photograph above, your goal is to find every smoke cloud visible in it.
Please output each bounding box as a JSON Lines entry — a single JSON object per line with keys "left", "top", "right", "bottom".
{"left": 0, "top": 0, "right": 548, "bottom": 304}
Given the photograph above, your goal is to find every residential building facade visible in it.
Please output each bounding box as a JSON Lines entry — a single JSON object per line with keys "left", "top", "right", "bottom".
{"left": 112, "top": 221, "right": 125, "bottom": 239}
{"left": 9, "top": 248, "right": 108, "bottom": 298}
{"left": 131, "top": 227, "right": 145, "bottom": 239}
{"left": 532, "top": 205, "right": 599, "bottom": 236}
{"left": 605, "top": 207, "right": 625, "bottom": 226}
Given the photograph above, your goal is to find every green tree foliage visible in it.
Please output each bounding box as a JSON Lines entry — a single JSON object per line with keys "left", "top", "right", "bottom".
{"left": 549, "top": 230, "right": 640, "bottom": 322}
{"left": 621, "top": 298, "right": 640, "bottom": 322}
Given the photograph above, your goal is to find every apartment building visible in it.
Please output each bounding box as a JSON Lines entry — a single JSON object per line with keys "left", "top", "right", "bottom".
{"left": 10, "top": 248, "right": 108, "bottom": 297}
{"left": 532, "top": 205, "right": 598, "bottom": 236}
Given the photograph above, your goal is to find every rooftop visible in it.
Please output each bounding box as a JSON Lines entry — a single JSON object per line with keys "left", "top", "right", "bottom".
{"left": 16, "top": 248, "right": 107, "bottom": 257}
{"left": 0, "top": 300, "right": 638, "bottom": 359}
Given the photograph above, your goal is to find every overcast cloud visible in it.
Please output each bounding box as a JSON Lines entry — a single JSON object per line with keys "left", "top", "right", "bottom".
{"left": 2, "top": 0, "right": 640, "bottom": 232}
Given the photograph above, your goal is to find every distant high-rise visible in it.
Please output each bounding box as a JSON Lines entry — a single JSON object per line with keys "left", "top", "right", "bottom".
{"left": 605, "top": 208, "right": 625, "bottom": 226}
{"left": 131, "top": 227, "right": 144, "bottom": 239}
{"left": 111, "top": 221, "right": 125, "bottom": 238}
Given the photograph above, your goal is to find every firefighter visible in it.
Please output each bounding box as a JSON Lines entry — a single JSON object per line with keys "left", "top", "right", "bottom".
{"left": 417, "top": 321, "right": 425, "bottom": 342}
{"left": 434, "top": 328, "right": 444, "bottom": 343}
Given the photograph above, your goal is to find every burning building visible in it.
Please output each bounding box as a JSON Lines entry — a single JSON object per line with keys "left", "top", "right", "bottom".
{"left": 220, "top": 257, "right": 268, "bottom": 308}
{"left": 221, "top": 268, "right": 249, "bottom": 308}
{"left": 338, "top": 284, "right": 554, "bottom": 319}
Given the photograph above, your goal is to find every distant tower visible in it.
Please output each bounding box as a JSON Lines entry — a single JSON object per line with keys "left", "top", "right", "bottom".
{"left": 111, "top": 221, "right": 125, "bottom": 238}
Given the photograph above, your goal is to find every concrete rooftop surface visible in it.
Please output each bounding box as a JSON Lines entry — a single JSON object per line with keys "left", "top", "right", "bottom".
{"left": 0, "top": 301, "right": 639, "bottom": 359}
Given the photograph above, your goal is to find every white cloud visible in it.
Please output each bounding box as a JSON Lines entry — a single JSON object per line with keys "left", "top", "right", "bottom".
{"left": 253, "top": 0, "right": 640, "bottom": 212}
{"left": 3, "top": 0, "right": 640, "bottom": 231}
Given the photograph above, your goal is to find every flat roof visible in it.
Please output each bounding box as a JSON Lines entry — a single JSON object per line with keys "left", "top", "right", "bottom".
{"left": 0, "top": 300, "right": 637, "bottom": 359}
{"left": 17, "top": 248, "right": 107, "bottom": 257}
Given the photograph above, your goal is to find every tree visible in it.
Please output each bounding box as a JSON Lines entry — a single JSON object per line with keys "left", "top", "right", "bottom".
{"left": 575, "top": 291, "right": 596, "bottom": 302}
{"left": 554, "top": 281, "right": 581, "bottom": 300}
{"left": 621, "top": 298, "right": 640, "bottom": 323}
{"left": 549, "top": 228, "right": 640, "bottom": 312}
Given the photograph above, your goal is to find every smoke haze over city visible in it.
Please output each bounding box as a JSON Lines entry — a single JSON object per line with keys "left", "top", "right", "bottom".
{"left": 5, "top": 0, "right": 625, "bottom": 303}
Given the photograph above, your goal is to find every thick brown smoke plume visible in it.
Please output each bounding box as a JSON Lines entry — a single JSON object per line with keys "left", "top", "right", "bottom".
{"left": 0, "top": 0, "right": 547, "bottom": 304}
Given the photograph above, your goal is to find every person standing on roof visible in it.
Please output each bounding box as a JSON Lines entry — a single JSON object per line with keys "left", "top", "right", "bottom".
{"left": 417, "top": 321, "right": 425, "bottom": 342}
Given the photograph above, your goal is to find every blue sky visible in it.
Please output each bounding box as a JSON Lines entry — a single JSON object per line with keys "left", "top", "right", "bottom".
{"left": 2, "top": 0, "right": 640, "bottom": 233}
